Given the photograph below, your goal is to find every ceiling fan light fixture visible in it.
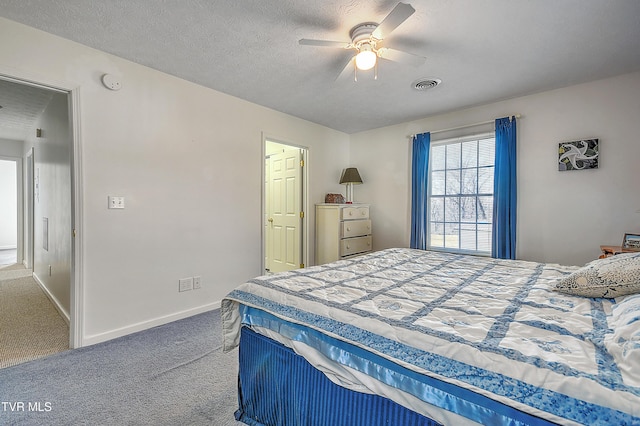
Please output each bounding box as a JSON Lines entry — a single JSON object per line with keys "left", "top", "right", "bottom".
{"left": 300, "top": 3, "right": 422, "bottom": 81}
{"left": 355, "top": 44, "right": 377, "bottom": 71}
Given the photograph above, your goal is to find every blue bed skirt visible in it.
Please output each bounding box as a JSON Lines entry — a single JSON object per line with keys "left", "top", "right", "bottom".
{"left": 235, "top": 326, "right": 443, "bottom": 426}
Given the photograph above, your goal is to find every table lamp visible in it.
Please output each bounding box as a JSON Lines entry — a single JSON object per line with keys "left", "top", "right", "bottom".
{"left": 339, "top": 167, "right": 363, "bottom": 204}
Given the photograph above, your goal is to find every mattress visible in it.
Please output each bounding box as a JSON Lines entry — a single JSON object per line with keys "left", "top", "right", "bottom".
{"left": 222, "top": 248, "right": 640, "bottom": 425}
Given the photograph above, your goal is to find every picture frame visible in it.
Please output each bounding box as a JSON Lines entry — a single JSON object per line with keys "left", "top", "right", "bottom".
{"left": 622, "top": 233, "right": 640, "bottom": 251}
{"left": 558, "top": 139, "right": 599, "bottom": 171}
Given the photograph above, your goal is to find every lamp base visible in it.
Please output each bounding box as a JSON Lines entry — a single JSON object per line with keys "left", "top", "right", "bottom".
{"left": 345, "top": 183, "right": 354, "bottom": 204}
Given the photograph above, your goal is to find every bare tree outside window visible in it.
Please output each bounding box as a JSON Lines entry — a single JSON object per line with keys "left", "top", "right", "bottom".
{"left": 428, "top": 137, "right": 494, "bottom": 254}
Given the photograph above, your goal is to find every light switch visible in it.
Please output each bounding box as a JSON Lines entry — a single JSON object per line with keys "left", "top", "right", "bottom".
{"left": 108, "top": 196, "right": 125, "bottom": 209}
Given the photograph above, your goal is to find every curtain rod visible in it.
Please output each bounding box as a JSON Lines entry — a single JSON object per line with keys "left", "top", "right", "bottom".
{"left": 408, "top": 114, "right": 521, "bottom": 138}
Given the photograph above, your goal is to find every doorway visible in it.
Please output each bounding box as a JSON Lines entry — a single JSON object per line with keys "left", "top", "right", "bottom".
{"left": 0, "top": 73, "right": 79, "bottom": 350}
{"left": 263, "top": 138, "right": 308, "bottom": 273}
{"left": 0, "top": 158, "right": 18, "bottom": 266}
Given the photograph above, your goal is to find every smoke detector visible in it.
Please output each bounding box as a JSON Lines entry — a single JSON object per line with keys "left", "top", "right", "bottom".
{"left": 101, "top": 74, "right": 122, "bottom": 91}
{"left": 412, "top": 78, "right": 441, "bottom": 91}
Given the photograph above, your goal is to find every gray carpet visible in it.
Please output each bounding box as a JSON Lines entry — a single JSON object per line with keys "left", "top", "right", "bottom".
{"left": 0, "top": 309, "right": 242, "bottom": 426}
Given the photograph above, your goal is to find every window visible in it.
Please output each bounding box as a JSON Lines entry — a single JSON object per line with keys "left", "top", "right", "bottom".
{"left": 428, "top": 135, "right": 495, "bottom": 254}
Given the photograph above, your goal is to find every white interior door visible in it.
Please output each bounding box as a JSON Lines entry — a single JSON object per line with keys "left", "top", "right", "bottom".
{"left": 264, "top": 157, "right": 271, "bottom": 271}
{"left": 267, "top": 148, "right": 302, "bottom": 273}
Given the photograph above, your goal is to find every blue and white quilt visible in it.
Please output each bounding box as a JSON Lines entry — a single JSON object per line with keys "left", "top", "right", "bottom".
{"left": 222, "top": 248, "right": 640, "bottom": 425}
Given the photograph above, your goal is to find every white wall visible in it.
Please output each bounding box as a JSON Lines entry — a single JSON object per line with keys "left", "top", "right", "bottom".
{"left": 0, "top": 159, "right": 17, "bottom": 249}
{"left": 351, "top": 71, "right": 640, "bottom": 267}
{"left": 20, "top": 93, "right": 72, "bottom": 318}
{"left": 0, "top": 139, "right": 24, "bottom": 157}
{"left": 0, "top": 17, "right": 349, "bottom": 345}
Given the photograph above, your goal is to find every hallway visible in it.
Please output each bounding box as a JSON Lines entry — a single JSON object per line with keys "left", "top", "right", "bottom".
{"left": 0, "top": 261, "right": 69, "bottom": 369}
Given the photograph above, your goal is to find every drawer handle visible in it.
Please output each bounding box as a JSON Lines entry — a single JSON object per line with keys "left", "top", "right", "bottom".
{"left": 361, "top": 211, "right": 366, "bottom": 215}
{"left": 349, "top": 211, "right": 353, "bottom": 216}
{"left": 346, "top": 227, "right": 351, "bottom": 231}
{"left": 346, "top": 245, "right": 350, "bottom": 249}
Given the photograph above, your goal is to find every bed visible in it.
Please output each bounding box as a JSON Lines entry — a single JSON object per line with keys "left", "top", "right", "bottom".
{"left": 222, "top": 248, "right": 640, "bottom": 425}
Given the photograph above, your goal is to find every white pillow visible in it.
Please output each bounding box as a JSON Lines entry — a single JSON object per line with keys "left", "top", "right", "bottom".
{"left": 553, "top": 252, "right": 640, "bottom": 298}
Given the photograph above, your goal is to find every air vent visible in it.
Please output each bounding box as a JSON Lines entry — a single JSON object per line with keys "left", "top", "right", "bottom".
{"left": 412, "top": 78, "right": 441, "bottom": 91}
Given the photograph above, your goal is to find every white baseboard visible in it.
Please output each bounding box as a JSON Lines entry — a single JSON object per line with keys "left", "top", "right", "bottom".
{"left": 0, "top": 245, "right": 17, "bottom": 250}
{"left": 32, "top": 272, "right": 71, "bottom": 325}
{"left": 82, "top": 301, "right": 222, "bottom": 347}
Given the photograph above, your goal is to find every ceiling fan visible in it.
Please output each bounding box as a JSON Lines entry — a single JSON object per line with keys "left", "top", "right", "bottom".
{"left": 299, "top": 2, "right": 426, "bottom": 81}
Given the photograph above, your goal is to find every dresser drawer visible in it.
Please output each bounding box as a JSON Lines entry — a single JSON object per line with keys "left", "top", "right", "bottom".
{"left": 341, "top": 219, "right": 371, "bottom": 238}
{"left": 340, "top": 236, "right": 372, "bottom": 257}
{"left": 341, "top": 206, "right": 369, "bottom": 220}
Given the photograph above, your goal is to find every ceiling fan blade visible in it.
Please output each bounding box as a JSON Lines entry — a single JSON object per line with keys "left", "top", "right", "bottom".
{"left": 299, "top": 39, "right": 351, "bottom": 48}
{"left": 371, "top": 2, "right": 415, "bottom": 40}
{"left": 378, "top": 48, "right": 426, "bottom": 67}
{"left": 336, "top": 56, "right": 356, "bottom": 81}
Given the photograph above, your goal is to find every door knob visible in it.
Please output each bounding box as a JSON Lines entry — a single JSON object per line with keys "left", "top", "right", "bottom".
{"left": 268, "top": 218, "right": 274, "bottom": 223}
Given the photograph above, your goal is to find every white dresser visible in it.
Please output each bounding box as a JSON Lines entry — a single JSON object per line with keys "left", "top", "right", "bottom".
{"left": 315, "top": 203, "right": 372, "bottom": 265}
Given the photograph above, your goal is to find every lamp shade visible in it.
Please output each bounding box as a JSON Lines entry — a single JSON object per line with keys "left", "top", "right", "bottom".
{"left": 339, "top": 167, "right": 363, "bottom": 184}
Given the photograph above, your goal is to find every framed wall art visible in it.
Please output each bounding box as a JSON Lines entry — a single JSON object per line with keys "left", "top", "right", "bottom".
{"left": 558, "top": 139, "right": 599, "bottom": 171}
{"left": 622, "top": 233, "right": 640, "bottom": 251}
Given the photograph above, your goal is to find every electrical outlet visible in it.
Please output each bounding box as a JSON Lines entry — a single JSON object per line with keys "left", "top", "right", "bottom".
{"left": 193, "top": 276, "right": 202, "bottom": 289}
{"left": 178, "top": 277, "right": 193, "bottom": 292}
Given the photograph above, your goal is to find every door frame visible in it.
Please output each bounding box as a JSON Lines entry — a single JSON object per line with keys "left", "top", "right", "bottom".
{"left": 261, "top": 133, "right": 309, "bottom": 273}
{"left": 25, "top": 148, "right": 34, "bottom": 269}
{"left": 0, "top": 70, "right": 84, "bottom": 349}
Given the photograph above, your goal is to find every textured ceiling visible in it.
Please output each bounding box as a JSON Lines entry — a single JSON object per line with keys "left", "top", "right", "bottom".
{"left": 1, "top": 0, "right": 640, "bottom": 134}
{"left": 0, "top": 79, "right": 53, "bottom": 141}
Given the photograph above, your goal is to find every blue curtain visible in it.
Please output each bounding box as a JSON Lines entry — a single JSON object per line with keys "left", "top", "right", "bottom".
{"left": 492, "top": 117, "right": 517, "bottom": 259}
{"left": 410, "top": 132, "right": 430, "bottom": 250}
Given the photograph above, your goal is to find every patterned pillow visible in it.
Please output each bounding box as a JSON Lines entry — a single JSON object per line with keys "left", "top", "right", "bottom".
{"left": 553, "top": 252, "right": 640, "bottom": 298}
